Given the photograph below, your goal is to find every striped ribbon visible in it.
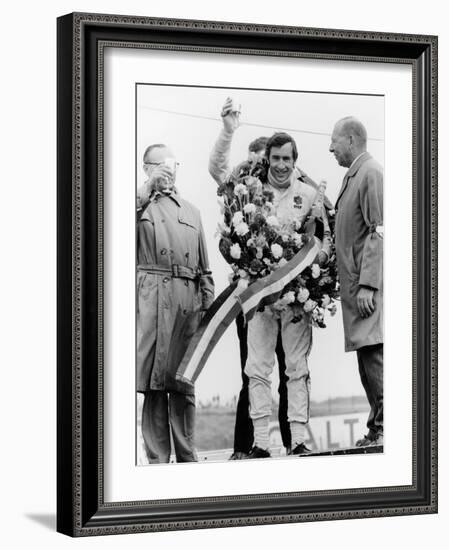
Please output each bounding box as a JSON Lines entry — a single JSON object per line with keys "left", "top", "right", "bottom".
{"left": 176, "top": 236, "right": 319, "bottom": 384}
{"left": 238, "top": 237, "right": 319, "bottom": 321}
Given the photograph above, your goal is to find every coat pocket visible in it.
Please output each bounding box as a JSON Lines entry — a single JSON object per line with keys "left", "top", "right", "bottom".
{"left": 165, "top": 308, "right": 203, "bottom": 394}
{"left": 348, "top": 246, "right": 360, "bottom": 280}
{"left": 178, "top": 211, "right": 199, "bottom": 231}
{"left": 138, "top": 272, "right": 157, "bottom": 300}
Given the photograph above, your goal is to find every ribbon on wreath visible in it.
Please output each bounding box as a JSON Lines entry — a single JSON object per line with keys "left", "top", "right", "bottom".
{"left": 175, "top": 236, "right": 319, "bottom": 385}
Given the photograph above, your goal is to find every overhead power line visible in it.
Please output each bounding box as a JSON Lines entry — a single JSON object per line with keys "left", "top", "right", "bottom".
{"left": 140, "top": 105, "right": 384, "bottom": 142}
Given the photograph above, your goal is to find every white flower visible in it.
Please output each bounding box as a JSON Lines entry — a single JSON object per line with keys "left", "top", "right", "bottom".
{"left": 303, "top": 299, "right": 317, "bottom": 313}
{"left": 243, "top": 203, "right": 257, "bottom": 214}
{"left": 271, "top": 243, "right": 283, "bottom": 259}
{"left": 283, "top": 291, "right": 295, "bottom": 304}
{"left": 312, "top": 308, "right": 321, "bottom": 320}
{"left": 234, "top": 183, "right": 248, "bottom": 196}
{"left": 312, "top": 308, "right": 324, "bottom": 323}
{"left": 321, "top": 294, "right": 331, "bottom": 307}
{"left": 266, "top": 215, "right": 280, "bottom": 227}
{"left": 230, "top": 243, "right": 241, "bottom": 259}
{"left": 232, "top": 211, "right": 244, "bottom": 226}
{"left": 237, "top": 278, "right": 249, "bottom": 290}
{"left": 256, "top": 247, "right": 263, "bottom": 260}
{"left": 254, "top": 234, "right": 267, "bottom": 248}
{"left": 297, "top": 288, "right": 310, "bottom": 303}
{"left": 293, "top": 233, "right": 303, "bottom": 248}
{"left": 216, "top": 221, "right": 230, "bottom": 236}
{"left": 281, "top": 234, "right": 289, "bottom": 242}
{"left": 235, "top": 222, "right": 249, "bottom": 236}
{"left": 311, "top": 263, "right": 321, "bottom": 279}
{"left": 278, "top": 258, "right": 288, "bottom": 267}
{"left": 238, "top": 269, "right": 248, "bottom": 279}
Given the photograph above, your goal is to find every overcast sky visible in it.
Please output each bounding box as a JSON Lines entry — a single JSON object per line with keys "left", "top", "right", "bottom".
{"left": 136, "top": 84, "right": 384, "bottom": 402}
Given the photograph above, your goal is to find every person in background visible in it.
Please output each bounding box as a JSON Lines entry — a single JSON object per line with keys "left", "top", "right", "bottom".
{"left": 329, "top": 116, "right": 383, "bottom": 447}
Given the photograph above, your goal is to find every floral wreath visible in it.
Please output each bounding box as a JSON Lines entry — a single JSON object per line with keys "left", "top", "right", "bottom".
{"left": 216, "top": 157, "right": 340, "bottom": 328}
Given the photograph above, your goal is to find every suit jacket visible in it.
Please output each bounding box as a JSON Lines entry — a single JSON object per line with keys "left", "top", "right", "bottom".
{"left": 335, "top": 152, "right": 383, "bottom": 351}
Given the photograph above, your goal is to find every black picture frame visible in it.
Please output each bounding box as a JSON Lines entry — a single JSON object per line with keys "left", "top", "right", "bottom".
{"left": 57, "top": 12, "right": 438, "bottom": 537}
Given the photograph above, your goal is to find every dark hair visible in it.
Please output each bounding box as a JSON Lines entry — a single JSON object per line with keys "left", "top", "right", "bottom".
{"left": 143, "top": 143, "right": 166, "bottom": 163}
{"left": 265, "top": 132, "right": 298, "bottom": 162}
{"left": 248, "top": 136, "right": 269, "bottom": 154}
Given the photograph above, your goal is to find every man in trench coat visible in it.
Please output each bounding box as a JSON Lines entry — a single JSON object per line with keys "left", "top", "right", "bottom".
{"left": 330, "top": 116, "right": 383, "bottom": 446}
{"left": 136, "top": 143, "right": 215, "bottom": 463}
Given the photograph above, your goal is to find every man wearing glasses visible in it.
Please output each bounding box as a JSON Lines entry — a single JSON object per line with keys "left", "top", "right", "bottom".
{"left": 136, "top": 143, "right": 215, "bottom": 463}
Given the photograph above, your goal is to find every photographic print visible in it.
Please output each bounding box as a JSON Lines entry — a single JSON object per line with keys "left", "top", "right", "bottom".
{"left": 135, "top": 84, "right": 384, "bottom": 466}
{"left": 57, "top": 13, "right": 437, "bottom": 535}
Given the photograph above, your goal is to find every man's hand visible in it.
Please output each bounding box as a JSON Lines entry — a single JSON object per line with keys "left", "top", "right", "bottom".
{"left": 356, "top": 286, "right": 376, "bottom": 318}
{"left": 221, "top": 97, "right": 240, "bottom": 134}
{"left": 143, "top": 164, "right": 174, "bottom": 195}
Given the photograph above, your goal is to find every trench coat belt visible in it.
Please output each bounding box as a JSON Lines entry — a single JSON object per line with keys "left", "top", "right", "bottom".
{"left": 137, "top": 264, "right": 200, "bottom": 281}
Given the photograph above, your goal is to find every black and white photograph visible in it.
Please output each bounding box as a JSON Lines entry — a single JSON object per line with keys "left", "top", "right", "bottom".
{"left": 53, "top": 9, "right": 437, "bottom": 538}
{"left": 0, "top": 0, "right": 443, "bottom": 545}
{"left": 135, "top": 84, "right": 384, "bottom": 465}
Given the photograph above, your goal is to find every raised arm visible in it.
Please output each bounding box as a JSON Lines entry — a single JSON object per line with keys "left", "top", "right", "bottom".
{"left": 136, "top": 164, "right": 174, "bottom": 216}
{"left": 208, "top": 97, "right": 240, "bottom": 185}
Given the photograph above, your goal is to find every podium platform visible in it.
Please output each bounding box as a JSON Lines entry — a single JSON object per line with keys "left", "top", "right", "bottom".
{"left": 195, "top": 444, "right": 383, "bottom": 463}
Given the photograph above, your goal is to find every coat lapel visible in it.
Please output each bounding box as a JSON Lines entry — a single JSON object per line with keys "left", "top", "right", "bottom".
{"left": 335, "top": 173, "right": 350, "bottom": 211}
{"left": 335, "top": 152, "right": 372, "bottom": 210}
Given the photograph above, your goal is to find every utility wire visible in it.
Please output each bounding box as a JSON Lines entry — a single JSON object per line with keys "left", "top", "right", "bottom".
{"left": 140, "top": 105, "right": 384, "bottom": 142}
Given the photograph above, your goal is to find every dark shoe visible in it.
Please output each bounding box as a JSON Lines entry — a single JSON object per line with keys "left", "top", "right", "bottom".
{"left": 368, "top": 433, "right": 383, "bottom": 446}
{"left": 290, "top": 443, "right": 312, "bottom": 455}
{"left": 248, "top": 446, "right": 271, "bottom": 459}
{"left": 229, "top": 451, "right": 249, "bottom": 460}
{"left": 355, "top": 434, "right": 374, "bottom": 447}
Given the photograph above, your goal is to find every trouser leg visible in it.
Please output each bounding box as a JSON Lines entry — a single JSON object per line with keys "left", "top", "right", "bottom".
{"left": 233, "top": 313, "right": 253, "bottom": 454}
{"left": 357, "top": 350, "right": 376, "bottom": 438}
{"left": 245, "top": 310, "right": 278, "bottom": 449}
{"left": 281, "top": 310, "right": 312, "bottom": 445}
{"left": 357, "top": 344, "right": 383, "bottom": 437}
{"left": 275, "top": 327, "right": 291, "bottom": 449}
{"left": 141, "top": 390, "right": 171, "bottom": 463}
{"left": 169, "top": 392, "right": 198, "bottom": 462}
